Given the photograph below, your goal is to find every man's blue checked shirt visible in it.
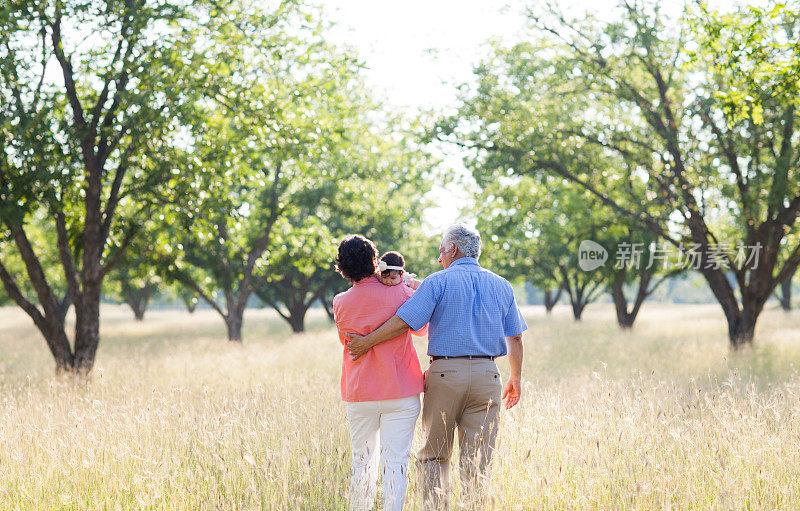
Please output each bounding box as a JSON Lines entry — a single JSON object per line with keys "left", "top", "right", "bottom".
{"left": 396, "top": 257, "right": 527, "bottom": 357}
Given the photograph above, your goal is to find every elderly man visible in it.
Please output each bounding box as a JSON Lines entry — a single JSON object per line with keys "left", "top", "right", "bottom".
{"left": 346, "top": 223, "right": 526, "bottom": 508}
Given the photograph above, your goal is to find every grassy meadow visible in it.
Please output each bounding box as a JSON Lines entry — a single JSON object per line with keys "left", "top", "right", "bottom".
{"left": 1, "top": 302, "right": 800, "bottom": 509}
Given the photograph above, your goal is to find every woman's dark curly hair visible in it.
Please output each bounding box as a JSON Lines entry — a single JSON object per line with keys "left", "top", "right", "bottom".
{"left": 380, "top": 251, "right": 405, "bottom": 277}
{"left": 335, "top": 234, "right": 378, "bottom": 282}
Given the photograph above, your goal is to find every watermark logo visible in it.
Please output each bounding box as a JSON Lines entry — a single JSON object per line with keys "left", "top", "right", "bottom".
{"left": 578, "top": 240, "right": 608, "bottom": 271}
{"left": 577, "top": 240, "right": 763, "bottom": 271}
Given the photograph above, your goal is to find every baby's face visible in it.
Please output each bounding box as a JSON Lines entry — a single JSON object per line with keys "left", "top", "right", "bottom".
{"left": 379, "top": 270, "right": 403, "bottom": 286}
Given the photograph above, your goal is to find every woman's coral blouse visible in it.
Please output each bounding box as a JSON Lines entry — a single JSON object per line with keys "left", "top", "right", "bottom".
{"left": 332, "top": 276, "right": 427, "bottom": 402}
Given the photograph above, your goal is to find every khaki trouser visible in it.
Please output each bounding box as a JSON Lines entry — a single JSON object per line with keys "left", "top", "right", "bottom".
{"left": 416, "top": 357, "right": 502, "bottom": 509}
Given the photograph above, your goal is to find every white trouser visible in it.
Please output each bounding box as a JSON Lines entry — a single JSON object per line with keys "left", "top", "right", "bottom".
{"left": 346, "top": 394, "right": 421, "bottom": 511}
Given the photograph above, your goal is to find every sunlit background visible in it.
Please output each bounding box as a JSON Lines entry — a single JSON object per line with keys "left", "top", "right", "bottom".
{"left": 328, "top": 0, "right": 682, "bottom": 231}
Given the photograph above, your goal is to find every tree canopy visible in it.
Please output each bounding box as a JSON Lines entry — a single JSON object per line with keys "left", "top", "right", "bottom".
{"left": 0, "top": 0, "right": 214, "bottom": 372}
{"left": 443, "top": 0, "right": 800, "bottom": 346}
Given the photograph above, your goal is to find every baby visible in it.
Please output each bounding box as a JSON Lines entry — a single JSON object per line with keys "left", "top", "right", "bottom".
{"left": 377, "top": 251, "right": 422, "bottom": 290}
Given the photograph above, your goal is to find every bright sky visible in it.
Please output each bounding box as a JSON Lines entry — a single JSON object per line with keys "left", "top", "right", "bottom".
{"left": 326, "top": 0, "right": 625, "bottom": 233}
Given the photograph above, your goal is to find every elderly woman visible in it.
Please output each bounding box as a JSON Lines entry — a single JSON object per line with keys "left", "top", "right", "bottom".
{"left": 332, "top": 234, "right": 426, "bottom": 511}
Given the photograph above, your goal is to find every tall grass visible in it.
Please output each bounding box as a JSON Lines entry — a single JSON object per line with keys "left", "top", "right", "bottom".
{"left": 1, "top": 303, "right": 800, "bottom": 509}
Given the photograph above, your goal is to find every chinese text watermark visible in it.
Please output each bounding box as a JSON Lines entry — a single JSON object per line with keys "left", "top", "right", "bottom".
{"left": 578, "top": 240, "right": 763, "bottom": 271}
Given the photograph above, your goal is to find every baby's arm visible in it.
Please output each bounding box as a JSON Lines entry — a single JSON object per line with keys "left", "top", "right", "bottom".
{"left": 403, "top": 272, "right": 422, "bottom": 290}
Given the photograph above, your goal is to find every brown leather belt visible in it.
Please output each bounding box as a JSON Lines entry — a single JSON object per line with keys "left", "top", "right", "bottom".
{"left": 431, "top": 355, "right": 496, "bottom": 361}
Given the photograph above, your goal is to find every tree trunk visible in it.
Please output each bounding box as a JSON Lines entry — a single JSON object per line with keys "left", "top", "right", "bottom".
{"left": 708, "top": 282, "right": 765, "bottom": 348}
{"left": 180, "top": 279, "right": 250, "bottom": 343}
{"left": 560, "top": 270, "right": 602, "bottom": 322}
{"left": 611, "top": 272, "right": 634, "bottom": 329}
{"left": 543, "top": 287, "right": 563, "bottom": 314}
{"left": 571, "top": 301, "right": 585, "bottom": 320}
{"left": 46, "top": 322, "right": 76, "bottom": 373}
{"left": 0, "top": 227, "right": 81, "bottom": 374}
{"left": 320, "top": 296, "right": 335, "bottom": 322}
{"left": 610, "top": 268, "right": 654, "bottom": 330}
{"left": 287, "top": 303, "right": 307, "bottom": 333}
{"left": 124, "top": 283, "right": 153, "bottom": 321}
{"left": 225, "top": 312, "right": 243, "bottom": 342}
{"left": 264, "top": 300, "right": 311, "bottom": 333}
{"left": 777, "top": 272, "right": 793, "bottom": 311}
{"left": 708, "top": 286, "right": 755, "bottom": 349}
{"left": 4, "top": 217, "right": 111, "bottom": 375}
{"left": 727, "top": 308, "right": 758, "bottom": 347}
{"left": 73, "top": 280, "right": 102, "bottom": 374}
{"left": 133, "top": 306, "right": 145, "bottom": 321}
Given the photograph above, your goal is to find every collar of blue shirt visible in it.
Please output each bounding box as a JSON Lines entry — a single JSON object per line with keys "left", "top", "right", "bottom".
{"left": 449, "top": 257, "right": 479, "bottom": 268}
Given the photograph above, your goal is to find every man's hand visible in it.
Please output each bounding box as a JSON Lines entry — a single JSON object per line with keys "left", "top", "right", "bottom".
{"left": 503, "top": 333, "right": 523, "bottom": 409}
{"left": 502, "top": 378, "right": 521, "bottom": 409}
{"left": 345, "top": 333, "right": 372, "bottom": 361}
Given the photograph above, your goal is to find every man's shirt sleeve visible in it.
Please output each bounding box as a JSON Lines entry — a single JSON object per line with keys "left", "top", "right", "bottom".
{"left": 503, "top": 290, "right": 528, "bottom": 337}
{"left": 396, "top": 277, "right": 438, "bottom": 331}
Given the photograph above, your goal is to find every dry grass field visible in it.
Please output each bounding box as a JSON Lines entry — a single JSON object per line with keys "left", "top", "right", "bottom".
{"left": 1, "top": 302, "right": 800, "bottom": 509}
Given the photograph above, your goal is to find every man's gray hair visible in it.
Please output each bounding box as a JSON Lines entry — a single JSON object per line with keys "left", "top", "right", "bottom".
{"left": 443, "top": 223, "right": 482, "bottom": 259}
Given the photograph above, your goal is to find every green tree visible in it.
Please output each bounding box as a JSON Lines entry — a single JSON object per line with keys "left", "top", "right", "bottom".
{"left": 0, "top": 0, "right": 206, "bottom": 372}
{"left": 0, "top": 214, "right": 70, "bottom": 316}
{"left": 607, "top": 227, "right": 682, "bottom": 329}
{"left": 467, "top": 111, "right": 676, "bottom": 327}
{"left": 476, "top": 176, "right": 611, "bottom": 320}
{"left": 253, "top": 134, "right": 435, "bottom": 333}
{"left": 105, "top": 233, "right": 161, "bottom": 321}
{"left": 253, "top": 218, "right": 340, "bottom": 333}
{"left": 446, "top": 1, "right": 800, "bottom": 346}
{"left": 473, "top": 178, "right": 563, "bottom": 314}
{"left": 160, "top": 3, "right": 429, "bottom": 341}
